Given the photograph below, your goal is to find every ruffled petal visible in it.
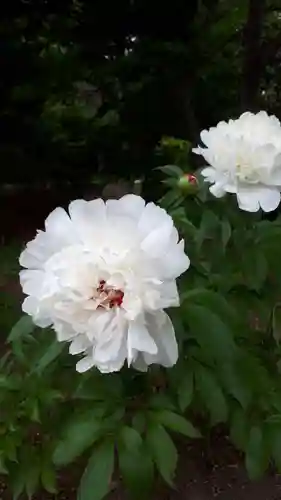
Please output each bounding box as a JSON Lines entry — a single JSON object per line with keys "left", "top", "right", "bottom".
{"left": 143, "top": 311, "right": 178, "bottom": 367}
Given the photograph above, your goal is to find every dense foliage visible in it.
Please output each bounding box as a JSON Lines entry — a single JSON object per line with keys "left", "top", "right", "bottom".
{"left": 3, "top": 150, "right": 281, "bottom": 497}
{"left": 1, "top": 0, "right": 281, "bottom": 183}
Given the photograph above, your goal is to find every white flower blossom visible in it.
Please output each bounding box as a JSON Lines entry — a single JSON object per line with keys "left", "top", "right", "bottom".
{"left": 19, "top": 195, "right": 189, "bottom": 373}
{"left": 193, "top": 111, "right": 281, "bottom": 212}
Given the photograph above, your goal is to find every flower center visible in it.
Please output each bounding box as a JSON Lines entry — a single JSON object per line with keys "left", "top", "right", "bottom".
{"left": 96, "top": 280, "right": 124, "bottom": 309}
{"left": 235, "top": 160, "right": 259, "bottom": 183}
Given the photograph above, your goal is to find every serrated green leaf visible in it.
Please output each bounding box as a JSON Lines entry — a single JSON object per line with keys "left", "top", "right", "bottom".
{"left": 146, "top": 424, "right": 177, "bottom": 486}
{"left": 53, "top": 411, "right": 103, "bottom": 466}
{"left": 78, "top": 440, "right": 114, "bottom": 500}
{"left": 178, "top": 370, "right": 194, "bottom": 412}
{"left": 153, "top": 410, "right": 200, "bottom": 438}
{"left": 195, "top": 364, "right": 228, "bottom": 424}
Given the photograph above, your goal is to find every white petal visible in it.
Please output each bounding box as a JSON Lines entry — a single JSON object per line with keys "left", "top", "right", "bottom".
{"left": 132, "top": 354, "right": 148, "bottom": 372}
{"left": 22, "top": 296, "right": 51, "bottom": 327}
{"left": 76, "top": 355, "right": 95, "bottom": 373}
{"left": 159, "top": 280, "right": 180, "bottom": 309}
{"left": 54, "top": 321, "right": 77, "bottom": 341}
{"left": 200, "top": 129, "right": 210, "bottom": 146}
{"left": 141, "top": 221, "right": 173, "bottom": 257}
{"left": 94, "top": 322, "right": 125, "bottom": 364}
{"left": 106, "top": 195, "right": 145, "bottom": 220}
{"left": 69, "top": 198, "right": 106, "bottom": 225}
{"left": 19, "top": 270, "right": 44, "bottom": 296}
{"left": 19, "top": 231, "right": 53, "bottom": 269}
{"left": 95, "top": 336, "right": 127, "bottom": 373}
{"left": 19, "top": 248, "right": 41, "bottom": 269}
{"left": 68, "top": 199, "right": 106, "bottom": 246}
{"left": 237, "top": 188, "right": 260, "bottom": 212}
{"left": 127, "top": 320, "right": 158, "bottom": 365}
{"left": 256, "top": 186, "right": 281, "bottom": 212}
{"left": 143, "top": 311, "right": 178, "bottom": 367}
{"left": 69, "top": 334, "right": 91, "bottom": 355}
{"left": 209, "top": 183, "right": 226, "bottom": 198}
{"left": 138, "top": 202, "right": 172, "bottom": 238}
{"left": 201, "top": 167, "right": 217, "bottom": 181}
{"left": 45, "top": 207, "right": 74, "bottom": 243}
{"left": 156, "top": 239, "right": 190, "bottom": 280}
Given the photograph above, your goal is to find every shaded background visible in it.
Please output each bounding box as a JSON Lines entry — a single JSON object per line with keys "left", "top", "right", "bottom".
{"left": 1, "top": 0, "right": 281, "bottom": 184}
{"left": 1, "top": 0, "right": 281, "bottom": 238}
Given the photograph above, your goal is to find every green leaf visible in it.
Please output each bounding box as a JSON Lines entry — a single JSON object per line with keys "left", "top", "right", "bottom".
{"left": 157, "top": 164, "right": 183, "bottom": 177}
{"left": 230, "top": 408, "right": 249, "bottom": 450}
{"left": 0, "top": 456, "right": 7, "bottom": 474}
{"left": 181, "top": 288, "right": 237, "bottom": 328}
{"left": 32, "top": 339, "right": 65, "bottom": 374}
{"left": 241, "top": 250, "right": 268, "bottom": 291}
{"left": 148, "top": 393, "right": 176, "bottom": 411}
{"left": 269, "top": 424, "right": 281, "bottom": 472}
{"left": 11, "top": 469, "right": 25, "bottom": 500}
{"left": 25, "top": 462, "right": 40, "bottom": 499}
{"left": 78, "top": 440, "right": 114, "bottom": 500}
{"left": 271, "top": 303, "right": 281, "bottom": 344}
{"left": 178, "top": 369, "right": 194, "bottom": 412}
{"left": 53, "top": 411, "right": 103, "bottom": 466}
{"left": 119, "top": 426, "right": 142, "bottom": 450}
{"left": 220, "top": 359, "right": 251, "bottom": 409}
{"left": 132, "top": 413, "right": 146, "bottom": 434}
{"left": 245, "top": 426, "right": 269, "bottom": 480}
{"left": 8, "top": 315, "right": 35, "bottom": 342}
{"left": 0, "top": 374, "right": 21, "bottom": 390}
{"left": 153, "top": 410, "right": 200, "bottom": 438}
{"left": 221, "top": 218, "right": 232, "bottom": 249}
{"left": 196, "top": 210, "right": 220, "bottom": 248}
{"left": 195, "top": 364, "right": 228, "bottom": 424}
{"left": 184, "top": 303, "right": 235, "bottom": 361}
{"left": 41, "top": 463, "right": 57, "bottom": 494}
{"left": 146, "top": 424, "right": 177, "bottom": 486}
{"left": 118, "top": 427, "right": 153, "bottom": 498}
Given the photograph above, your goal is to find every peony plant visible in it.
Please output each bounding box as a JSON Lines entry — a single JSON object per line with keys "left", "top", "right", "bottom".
{"left": 2, "top": 111, "right": 281, "bottom": 499}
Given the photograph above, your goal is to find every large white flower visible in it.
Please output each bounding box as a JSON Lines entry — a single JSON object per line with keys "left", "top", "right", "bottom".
{"left": 193, "top": 111, "right": 281, "bottom": 212}
{"left": 19, "top": 195, "right": 189, "bottom": 373}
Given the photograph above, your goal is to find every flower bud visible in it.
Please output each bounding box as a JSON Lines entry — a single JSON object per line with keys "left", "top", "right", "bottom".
{"left": 178, "top": 174, "right": 198, "bottom": 194}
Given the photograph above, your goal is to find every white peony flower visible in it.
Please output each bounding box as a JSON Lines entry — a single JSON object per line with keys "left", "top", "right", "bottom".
{"left": 193, "top": 111, "right": 281, "bottom": 212}
{"left": 19, "top": 195, "right": 190, "bottom": 373}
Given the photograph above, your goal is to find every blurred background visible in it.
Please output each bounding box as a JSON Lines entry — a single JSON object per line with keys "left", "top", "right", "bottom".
{"left": 0, "top": 0, "right": 280, "bottom": 238}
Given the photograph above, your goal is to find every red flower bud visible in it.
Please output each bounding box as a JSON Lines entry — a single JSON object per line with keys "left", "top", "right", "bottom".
{"left": 178, "top": 174, "right": 198, "bottom": 194}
